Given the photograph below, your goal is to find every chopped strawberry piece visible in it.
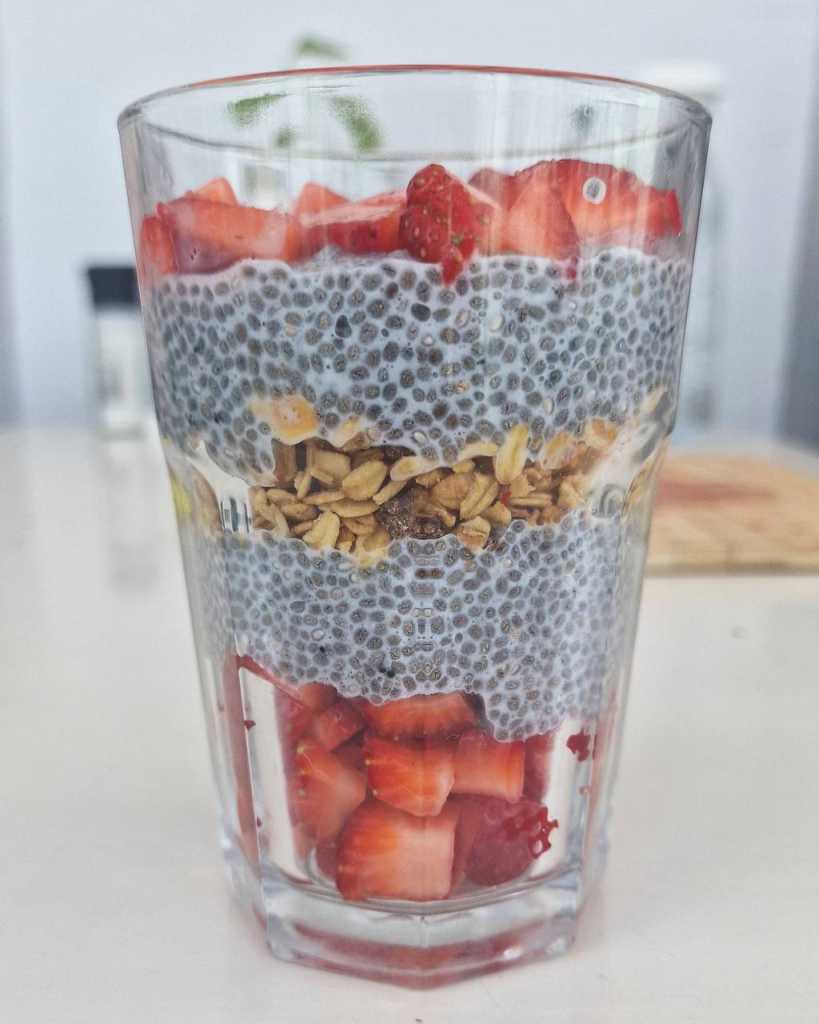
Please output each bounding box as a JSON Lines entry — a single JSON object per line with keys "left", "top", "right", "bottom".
{"left": 465, "top": 184, "right": 504, "bottom": 254}
{"left": 567, "top": 729, "right": 592, "bottom": 762}
{"left": 292, "top": 181, "right": 348, "bottom": 219}
{"left": 137, "top": 215, "right": 176, "bottom": 286}
{"left": 468, "top": 168, "right": 514, "bottom": 208}
{"left": 301, "top": 191, "right": 404, "bottom": 256}
{"left": 549, "top": 159, "right": 682, "bottom": 246}
{"left": 275, "top": 689, "right": 313, "bottom": 750}
{"left": 450, "top": 796, "right": 485, "bottom": 889}
{"left": 503, "top": 178, "right": 579, "bottom": 261}
{"left": 465, "top": 798, "right": 558, "bottom": 886}
{"left": 400, "top": 164, "right": 500, "bottom": 282}
{"left": 336, "top": 800, "right": 458, "bottom": 901}
{"left": 452, "top": 730, "right": 525, "bottom": 803}
{"left": 290, "top": 739, "right": 366, "bottom": 842}
{"left": 358, "top": 692, "right": 476, "bottom": 741}
{"left": 190, "top": 176, "right": 238, "bottom": 204}
{"left": 523, "top": 732, "right": 555, "bottom": 801}
{"left": 157, "top": 197, "right": 302, "bottom": 273}
{"left": 335, "top": 738, "right": 366, "bottom": 772}
{"left": 310, "top": 699, "right": 364, "bottom": 751}
{"left": 364, "top": 734, "right": 455, "bottom": 817}
{"left": 237, "top": 655, "right": 336, "bottom": 712}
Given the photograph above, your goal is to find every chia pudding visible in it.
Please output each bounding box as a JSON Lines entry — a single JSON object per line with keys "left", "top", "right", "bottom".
{"left": 139, "top": 159, "right": 689, "bottom": 904}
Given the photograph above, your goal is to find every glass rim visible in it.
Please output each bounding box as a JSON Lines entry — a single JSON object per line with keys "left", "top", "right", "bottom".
{"left": 118, "top": 63, "right": 712, "bottom": 131}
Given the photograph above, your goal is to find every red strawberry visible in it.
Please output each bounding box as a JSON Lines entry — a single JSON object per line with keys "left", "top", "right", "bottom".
{"left": 363, "top": 734, "right": 455, "bottom": 817}
{"left": 549, "top": 159, "right": 682, "bottom": 246}
{"left": 358, "top": 692, "right": 476, "bottom": 741}
{"left": 567, "top": 728, "right": 592, "bottom": 762}
{"left": 468, "top": 168, "right": 514, "bottom": 208}
{"left": 400, "top": 164, "right": 500, "bottom": 282}
{"left": 137, "top": 215, "right": 176, "bottom": 286}
{"left": 503, "top": 178, "right": 579, "bottom": 261}
{"left": 275, "top": 689, "right": 313, "bottom": 749}
{"left": 310, "top": 699, "right": 364, "bottom": 751}
{"left": 190, "top": 176, "right": 238, "bottom": 204}
{"left": 237, "top": 655, "right": 336, "bottom": 712}
{"left": 452, "top": 730, "right": 525, "bottom": 803}
{"left": 292, "top": 181, "right": 348, "bottom": 219}
{"left": 290, "top": 739, "right": 366, "bottom": 842}
{"left": 157, "top": 197, "right": 302, "bottom": 273}
{"left": 335, "top": 738, "right": 366, "bottom": 773}
{"left": 465, "top": 798, "right": 559, "bottom": 886}
{"left": 523, "top": 732, "right": 555, "bottom": 801}
{"left": 450, "top": 796, "right": 485, "bottom": 889}
{"left": 336, "top": 800, "right": 458, "bottom": 901}
{"left": 301, "top": 190, "right": 404, "bottom": 256}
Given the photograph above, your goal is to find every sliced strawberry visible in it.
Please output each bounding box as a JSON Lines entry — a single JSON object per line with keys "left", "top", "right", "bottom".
{"left": 137, "top": 215, "right": 177, "bottom": 286}
{"left": 310, "top": 699, "right": 364, "bottom": 751}
{"left": 363, "top": 734, "right": 455, "bottom": 817}
{"left": 237, "top": 655, "right": 336, "bottom": 712}
{"left": 503, "top": 178, "right": 579, "bottom": 261}
{"left": 292, "top": 181, "right": 348, "bottom": 219}
{"left": 358, "top": 692, "right": 476, "bottom": 741}
{"left": 452, "top": 730, "right": 525, "bottom": 803}
{"left": 290, "top": 739, "right": 366, "bottom": 842}
{"left": 549, "top": 159, "right": 682, "bottom": 246}
{"left": 523, "top": 732, "right": 555, "bottom": 801}
{"left": 465, "top": 798, "right": 559, "bottom": 886}
{"left": 336, "top": 800, "right": 458, "bottom": 901}
{"left": 157, "top": 197, "right": 302, "bottom": 273}
{"left": 335, "top": 738, "right": 366, "bottom": 772}
{"left": 275, "top": 689, "right": 313, "bottom": 750}
{"left": 465, "top": 184, "right": 504, "bottom": 254}
{"left": 467, "top": 168, "right": 514, "bottom": 208}
{"left": 450, "top": 796, "right": 485, "bottom": 889}
{"left": 400, "top": 164, "right": 500, "bottom": 282}
{"left": 301, "top": 190, "right": 404, "bottom": 256}
{"left": 190, "top": 176, "right": 238, "bottom": 204}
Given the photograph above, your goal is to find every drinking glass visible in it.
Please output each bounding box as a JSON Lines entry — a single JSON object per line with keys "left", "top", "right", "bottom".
{"left": 119, "top": 65, "right": 709, "bottom": 986}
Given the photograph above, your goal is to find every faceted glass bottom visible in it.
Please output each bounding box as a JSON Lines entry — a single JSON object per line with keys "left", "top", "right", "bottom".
{"left": 223, "top": 829, "right": 607, "bottom": 987}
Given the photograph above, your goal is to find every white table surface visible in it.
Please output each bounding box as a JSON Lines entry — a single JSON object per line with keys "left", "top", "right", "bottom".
{"left": 2, "top": 428, "right": 818, "bottom": 1023}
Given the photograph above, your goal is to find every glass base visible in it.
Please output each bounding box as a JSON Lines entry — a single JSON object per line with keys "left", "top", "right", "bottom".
{"left": 222, "top": 830, "right": 600, "bottom": 987}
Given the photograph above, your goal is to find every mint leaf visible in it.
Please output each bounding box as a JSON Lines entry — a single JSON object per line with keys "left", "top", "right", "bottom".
{"left": 293, "top": 35, "right": 348, "bottom": 61}
{"left": 228, "top": 92, "right": 285, "bottom": 128}
{"left": 330, "top": 96, "right": 381, "bottom": 154}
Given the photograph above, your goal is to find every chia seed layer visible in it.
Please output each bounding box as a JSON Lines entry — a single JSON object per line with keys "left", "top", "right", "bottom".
{"left": 144, "top": 249, "right": 691, "bottom": 482}
{"left": 223, "top": 510, "right": 626, "bottom": 741}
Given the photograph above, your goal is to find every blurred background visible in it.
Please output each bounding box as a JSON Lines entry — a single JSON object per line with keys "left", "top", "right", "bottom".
{"left": 0, "top": 0, "right": 817, "bottom": 447}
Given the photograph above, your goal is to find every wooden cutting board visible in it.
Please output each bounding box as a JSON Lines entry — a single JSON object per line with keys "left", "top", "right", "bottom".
{"left": 647, "top": 454, "right": 819, "bottom": 573}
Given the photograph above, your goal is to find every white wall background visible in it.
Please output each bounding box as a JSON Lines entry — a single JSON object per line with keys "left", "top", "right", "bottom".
{"left": 0, "top": 0, "right": 816, "bottom": 435}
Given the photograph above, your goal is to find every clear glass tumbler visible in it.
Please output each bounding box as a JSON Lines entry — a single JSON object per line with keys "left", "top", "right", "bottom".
{"left": 119, "top": 65, "right": 709, "bottom": 986}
